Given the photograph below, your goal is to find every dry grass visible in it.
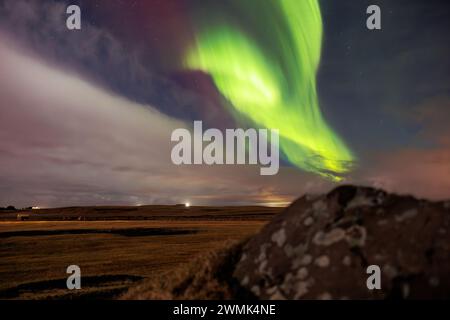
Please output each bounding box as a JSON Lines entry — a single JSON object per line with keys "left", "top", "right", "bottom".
{"left": 0, "top": 205, "right": 279, "bottom": 221}
{"left": 0, "top": 219, "right": 269, "bottom": 299}
{"left": 120, "top": 240, "right": 254, "bottom": 300}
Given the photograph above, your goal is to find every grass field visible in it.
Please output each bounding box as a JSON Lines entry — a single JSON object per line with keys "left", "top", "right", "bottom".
{"left": 0, "top": 206, "right": 280, "bottom": 299}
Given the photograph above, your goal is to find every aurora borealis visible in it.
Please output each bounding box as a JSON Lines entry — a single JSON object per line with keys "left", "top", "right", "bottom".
{"left": 0, "top": 0, "right": 449, "bottom": 207}
{"left": 184, "top": 0, "right": 354, "bottom": 180}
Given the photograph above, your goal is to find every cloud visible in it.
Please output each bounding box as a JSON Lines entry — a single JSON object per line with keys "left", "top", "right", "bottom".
{"left": 412, "top": 96, "right": 450, "bottom": 147}
{"left": 0, "top": 35, "right": 176, "bottom": 206}
{"left": 359, "top": 147, "right": 450, "bottom": 200}
{"left": 0, "top": 0, "right": 232, "bottom": 128}
{"left": 0, "top": 0, "right": 448, "bottom": 207}
{"left": 349, "top": 97, "right": 450, "bottom": 200}
{"left": 0, "top": 36, "right": 329, "bottom": 207}
{"left": 0, "top": 34, "right": 447, "bottom": 207}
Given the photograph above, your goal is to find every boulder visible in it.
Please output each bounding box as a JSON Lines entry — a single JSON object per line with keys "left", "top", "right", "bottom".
{"left": 233, "top": 185, "right": 450, "bottom": 299}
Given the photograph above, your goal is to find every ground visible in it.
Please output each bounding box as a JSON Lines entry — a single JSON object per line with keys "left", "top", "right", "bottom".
{"left": 0, "top": 206, "right": 279, "bottom": 299}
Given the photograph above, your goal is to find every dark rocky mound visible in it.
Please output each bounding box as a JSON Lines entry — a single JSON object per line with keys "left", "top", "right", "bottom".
{"left": 233, "top": 185, "right": 450, "bottom": 299}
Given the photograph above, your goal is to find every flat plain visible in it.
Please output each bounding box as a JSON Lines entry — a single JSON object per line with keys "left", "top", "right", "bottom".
{"left": 0, "top": 205, "right": 280, "bottom": 299}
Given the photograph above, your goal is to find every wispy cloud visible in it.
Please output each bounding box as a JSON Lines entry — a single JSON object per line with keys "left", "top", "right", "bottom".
{"left": 0, "top": 37, "right": 329, "bottom": 207}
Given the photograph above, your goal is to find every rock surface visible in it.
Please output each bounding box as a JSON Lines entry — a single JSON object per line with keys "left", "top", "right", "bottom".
{"left": 233, "top": 185, "right": 450, "bottom": 299}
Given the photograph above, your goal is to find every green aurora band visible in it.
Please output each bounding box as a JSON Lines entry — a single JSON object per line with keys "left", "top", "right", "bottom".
{"left": 184, "top": 0, "right": 355, "bottom": 180}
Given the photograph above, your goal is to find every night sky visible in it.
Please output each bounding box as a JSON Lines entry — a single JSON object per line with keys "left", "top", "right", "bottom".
{"left": 0, "top": 0, "right": 449, "bottom": 207}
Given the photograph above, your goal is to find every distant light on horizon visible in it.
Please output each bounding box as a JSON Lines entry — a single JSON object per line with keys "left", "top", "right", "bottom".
{"left": 264, "top": 202, "right": 290, "bottom": 208}
{"left": 185, "top": 202, "right": 190, "bottom": 208}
